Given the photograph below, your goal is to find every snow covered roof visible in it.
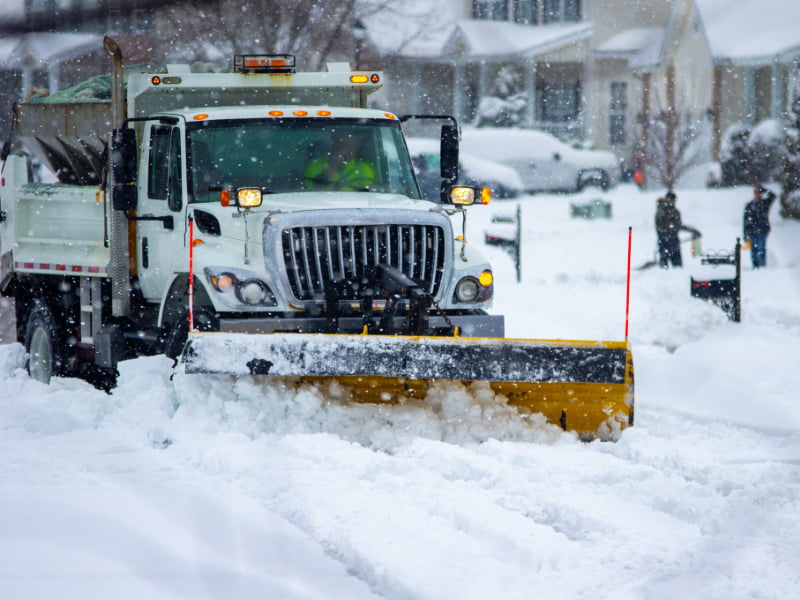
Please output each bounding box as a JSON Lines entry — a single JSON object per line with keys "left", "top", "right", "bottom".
{"left": 445, "top": 20, "right": 593, "bottom": 60}
{"left": 0, "top": 33, "right": 103, "bottom": 69}
{"left": 366, "top": 14, "right": 591, "bottom": 62}
{"left": 695, "top": 0, "right": 800, "bottom": 65}
{"left": 594, "top": 27, "right": 666, "bottom": 66}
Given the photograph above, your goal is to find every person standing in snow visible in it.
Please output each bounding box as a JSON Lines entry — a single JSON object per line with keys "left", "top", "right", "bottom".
{"left": 743, "top": 184, "right": 776, "bottom": 268}
{"left": 655, "top": 191, "right": 696, "bottom": 268}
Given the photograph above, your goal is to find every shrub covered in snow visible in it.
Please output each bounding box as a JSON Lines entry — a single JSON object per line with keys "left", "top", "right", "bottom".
{"left": 718, "top": 119, "right": 792, "bottom": 192}
{"left": 719, "top": 123, "right": 751, "bottom": 186}
{"left": 746, "top": 119, "right": 786, "bottom": 184}
{"left": 473, "top": 65, "right": 528, "bottom": 128}
{"left": 779, "top": 94, "right": 800, "bottom": 219}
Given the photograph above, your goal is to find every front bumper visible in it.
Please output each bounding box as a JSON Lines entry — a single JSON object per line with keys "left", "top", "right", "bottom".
{"left": 218, "top": 312, "right": 504, "bottom": 338}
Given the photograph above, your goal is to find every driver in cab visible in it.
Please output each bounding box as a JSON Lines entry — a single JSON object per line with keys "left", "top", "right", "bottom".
{"left": 304, "top": 131, "right": 375, "bottom": 191}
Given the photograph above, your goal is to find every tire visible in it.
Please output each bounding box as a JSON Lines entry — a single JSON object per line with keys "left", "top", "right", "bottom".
{"left": 24, "top": 302, "right": 65, "bottom": 384}
{"left": 163, "top": 309, "right": 218, "bottom": 360}
{"left": 577, "top": 170, "right": 609, "bottom": 192}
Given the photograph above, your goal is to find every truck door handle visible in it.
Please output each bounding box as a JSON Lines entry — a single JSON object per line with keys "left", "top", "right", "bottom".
{"left": 127, "top": 214, "right": 174, "bottom": 230}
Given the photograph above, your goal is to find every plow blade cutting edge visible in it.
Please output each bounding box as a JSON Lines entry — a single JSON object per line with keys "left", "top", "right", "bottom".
{"left": 181, "top": 333, "right": 634, "bottom": 439}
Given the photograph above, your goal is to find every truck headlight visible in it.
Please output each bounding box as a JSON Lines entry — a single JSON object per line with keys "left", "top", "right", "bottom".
{"left": 455, "top": 277, "right": 480, "bottom": 302}
{"left": 206, "top": 268, "right": 277, "bottom": 307}
{"left": 237, "top": 279, "right": 271, "bottom": 305}
{"left": 453, "top": 270, "right": 493, "bottom": 304}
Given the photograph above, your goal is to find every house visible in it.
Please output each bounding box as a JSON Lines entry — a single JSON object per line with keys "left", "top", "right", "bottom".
{"left": 370, "top": 0, "right": 800, "bottom": 181}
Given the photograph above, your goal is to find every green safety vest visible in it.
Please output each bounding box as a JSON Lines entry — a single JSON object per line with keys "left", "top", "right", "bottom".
{"left": 304, "top": 157, "right": 375, "bottom": 190}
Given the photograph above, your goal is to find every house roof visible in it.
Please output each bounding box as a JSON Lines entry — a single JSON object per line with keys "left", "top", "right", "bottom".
{"left": 366, "top": 14, "right": 592, "bottom": 62}
{"left": 696, "top": 0, "right": 800, "bottom": 65}
{"left": 444, "top": 20, "right": 593, "bottom": 60}
{"left": 594, "top": 27, "right": 666, "bottom": 65}
{"left": 0, "top": 33, "right": 103, "bottom": 69}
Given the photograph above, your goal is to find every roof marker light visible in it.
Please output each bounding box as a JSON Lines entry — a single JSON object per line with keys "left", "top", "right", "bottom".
{"left": 317, "top": 110, "right": 332, "bottom": 117}
{"left": 293, "top": 110, "right": 308, "bottom": 116}
{"left": 193, "top": 113, "right": 209, "bottom": 121}
{"left": 350, "top": 74, "right": 369, "bottom": 84}
{"left": 268, "top": 110, "right": 284, "bottom": 117}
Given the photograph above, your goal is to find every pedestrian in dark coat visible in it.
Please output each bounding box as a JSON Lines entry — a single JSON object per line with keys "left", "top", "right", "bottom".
{"left": 655, "top": 191, "right": 688, "bottom": 267}
{"left": 743, "top": 184, "right": 776, "bottom": 268}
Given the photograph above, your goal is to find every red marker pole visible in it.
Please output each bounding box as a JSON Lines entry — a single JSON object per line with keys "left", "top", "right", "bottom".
{"left": 625, "top": 226, "right": 632, "bottom": 340}
{"left": 188, "top": 215, "right": 195, "bottom": 332}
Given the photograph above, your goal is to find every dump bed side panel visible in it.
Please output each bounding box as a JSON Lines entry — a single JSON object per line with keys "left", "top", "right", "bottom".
{"left": 10, "top": 179, "right": 109, "bottom": 276}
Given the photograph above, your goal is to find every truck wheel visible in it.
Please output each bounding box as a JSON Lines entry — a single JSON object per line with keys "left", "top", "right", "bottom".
{"left": 24, "top": 302, "right": 65, "bottom": 384}
{"left": 163, "top": 310, "right": 218, "bottom": 360}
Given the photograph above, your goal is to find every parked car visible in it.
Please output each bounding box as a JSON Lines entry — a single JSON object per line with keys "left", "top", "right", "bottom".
{"left": 460, "top": 127, "right": 621, "bottom": 193}
{"left": 407, "top": 137, "right": 523, "bottom": 202}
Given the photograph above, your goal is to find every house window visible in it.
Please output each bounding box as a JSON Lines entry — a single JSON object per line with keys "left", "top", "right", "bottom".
{"left": 543, "top": 0, "right": 582, "bottom": 23}
{"left": 473, "top": 0, "right": 580, "bottom": 23}
{"left": 513, "top": 0, "right": 538, "bottom": 24}
{"left": 608, "top": 81, "right": 627, "bottom": 146}
{"left": 473, "top": 0, "right": 509, "bottom": 20}
{"left": 541, "top": 80, "right": 581, "bottom": 122}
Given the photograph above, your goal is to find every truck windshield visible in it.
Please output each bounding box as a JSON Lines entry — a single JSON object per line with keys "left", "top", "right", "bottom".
{"left": 187, "top": 118, "right": 421, "bottom": 202}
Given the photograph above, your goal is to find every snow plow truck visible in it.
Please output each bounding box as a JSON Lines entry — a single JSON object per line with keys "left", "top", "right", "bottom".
{"left": 0, "top": 38, "right": 633, "bottom": 439}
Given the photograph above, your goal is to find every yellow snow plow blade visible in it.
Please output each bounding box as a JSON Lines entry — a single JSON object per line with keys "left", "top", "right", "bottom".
{"left": 181, "top": 333, "right": 634, "bottom": 439}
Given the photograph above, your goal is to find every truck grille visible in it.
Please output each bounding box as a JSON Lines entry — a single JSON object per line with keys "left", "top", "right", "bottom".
{"left": 282, "top": 224, "right": 446, "bottom": 301}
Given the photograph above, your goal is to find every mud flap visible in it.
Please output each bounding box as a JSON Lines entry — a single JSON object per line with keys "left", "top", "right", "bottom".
{"left": 182, "top": 332, "right": 634, "bottom": 439}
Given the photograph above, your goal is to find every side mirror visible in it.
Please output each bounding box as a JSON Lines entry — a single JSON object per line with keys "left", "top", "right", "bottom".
{"left": 110, "top": 128, "right": 137, "bottom": 211}
{"left": 440, "top": 124, "right": 459, "bottom": 184}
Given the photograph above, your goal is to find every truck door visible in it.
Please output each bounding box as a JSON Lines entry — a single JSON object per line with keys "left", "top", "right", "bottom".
{"left": 136, "top": 122, "right": 187, "bottom": 303}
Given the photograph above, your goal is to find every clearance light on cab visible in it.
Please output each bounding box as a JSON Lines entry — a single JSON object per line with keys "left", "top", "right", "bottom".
{"left": 193, "top": 113, "right": 209, "bottom": 121}
{"left": 268, "top": 110, "right": 284, "bottom": 117}
{"left": 480, "top": 187, "right": 492, "bottom": 205}
{"left": 350, "top": 74, "right": 369, "bottom": 84}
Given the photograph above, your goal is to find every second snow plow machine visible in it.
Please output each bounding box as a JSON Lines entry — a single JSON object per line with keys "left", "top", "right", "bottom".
{"left": 1, "top": 43, "right": 633, "bottom": 439}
